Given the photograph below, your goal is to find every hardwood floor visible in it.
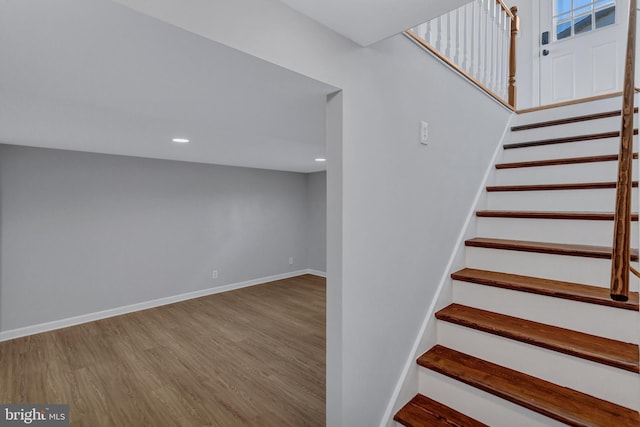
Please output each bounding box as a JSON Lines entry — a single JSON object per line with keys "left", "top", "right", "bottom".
{"left": 0, "top": 274, "right": 326, "bottom": 426}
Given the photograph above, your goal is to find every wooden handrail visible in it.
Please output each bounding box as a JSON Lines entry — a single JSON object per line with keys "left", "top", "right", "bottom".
{"left": 610, "top": 0, "right": 637, "bottom": 302}
{"left": 497, "top": 0, "right": 515, "bottom": 19}
{"left": 406, "top": 2, "right": 519, "bottom": 109}
{"left": 508, "top": 6, "right": 519, "bottom": 108}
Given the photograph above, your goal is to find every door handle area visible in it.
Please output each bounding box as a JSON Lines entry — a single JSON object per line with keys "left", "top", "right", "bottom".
{"left": 541, "top": 31, "right": 549, "bottom": 45}
{"left": 543, "top": 49, "right": 550, "bottom": 56}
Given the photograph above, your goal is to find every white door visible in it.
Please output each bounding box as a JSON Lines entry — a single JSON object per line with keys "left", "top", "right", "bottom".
{"left": 539, "top": 0, "right": 627, "bottom": 105}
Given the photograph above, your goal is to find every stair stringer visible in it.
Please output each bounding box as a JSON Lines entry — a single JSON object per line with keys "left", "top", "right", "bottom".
{"left": 378, "top": 113, "right": 515, "bottom": 427}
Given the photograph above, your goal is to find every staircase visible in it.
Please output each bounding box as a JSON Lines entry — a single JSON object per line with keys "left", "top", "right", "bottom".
{"left": 394, "top": 97, "right": 640, "bottom": 426}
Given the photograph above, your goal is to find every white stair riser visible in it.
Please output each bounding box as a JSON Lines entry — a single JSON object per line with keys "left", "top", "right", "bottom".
{"left": 465, "top": 246, "right": 640, "bottom": 291}
{"left": 511, "top": 96, "right": 626, "bottom": 126}
{"left": 418, "top": 369, "right": 567, "bottom": 427}
{"left": 477, "top": 217, "right": 639, "bottom": 247}
{"left": 487, "top": 188, "right": 639, "bottom": 211}
{"left": 507, "top": 116, "right": 624, "bottom": 144}
{"left": 437, "top": 322, "right": 640, "bottom": 409}
{"left": 495, "top": 161, "right": 639, "bottom": 185}
{"left": 453, "top": 281, "right": 640, "bottom": 343}
{"left": 501, "top": 138, "right": 633, "bottom": 163}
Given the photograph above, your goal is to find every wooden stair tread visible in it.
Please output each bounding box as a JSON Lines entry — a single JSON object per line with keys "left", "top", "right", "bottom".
{"left": 476, "top": 210, "right": 640, "bottom": 221}
{"left": 504, "top": 129, "right": 638, "bottom": 149}
{"left": 418, "top": 345, "right": 640, "bottom": 427}
{"left": 510, "top": 108, "right": 638, "bottom": 131}
{"left": 393, "top": 394, "right": 488, "bottom": 427}
{"left": 487, "top": 181, "right": 639, "bottom": 192}
{"left": 465, "top": 237, "right": 640, "bottom": 261}
{"left": 451, "top": 268, "right": 639, "bottom": 311}
{"left": 495, "top": 153, "right": 639, "bottom": 169}
{"left": 436, "top": 304, "right": 640, "bottom": 372}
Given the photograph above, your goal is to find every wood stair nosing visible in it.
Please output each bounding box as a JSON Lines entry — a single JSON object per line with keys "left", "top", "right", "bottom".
{"left": 451, "top": 268, "right": 640, "bottom": 311}
{"left": 503, "top": 129, "right": 638, "bottom": 150}
{"left": 435, "top": 303, "right": 640, "bottom": 372}
{"left": 476, "top": 210, "right": 640, "bottom": 221}
{"left": 393, "top": 394, "right": 488, "bottom": 427}
{"left": 464, "top": 237, "right": 640, "bottom": 261}
{"left": 495, "top": 153, "right": 639, "bottom": 169}
{"left": 487, "top": 181, "right": 639, "bottom": 192}
{"left": 417, "top": 345, "right": 640, "bottom": 427}
{"left": 510, "top": 108, "right": 639, "bottom": 131}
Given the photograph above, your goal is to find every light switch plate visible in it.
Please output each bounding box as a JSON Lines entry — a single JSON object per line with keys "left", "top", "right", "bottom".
{"left": 420, "top": 121, "right": 429, "bottom": 145}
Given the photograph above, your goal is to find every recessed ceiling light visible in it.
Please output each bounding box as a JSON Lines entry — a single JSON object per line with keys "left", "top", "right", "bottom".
{"left": 315, "top": 158, "right": 326, "bottom": 162}
{"left": 172, "top": 138, "right": 190, "bottom": 143}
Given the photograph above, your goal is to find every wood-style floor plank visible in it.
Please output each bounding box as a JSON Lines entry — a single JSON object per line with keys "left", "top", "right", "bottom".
{"left": 0, "top": 274, "right": 326, "bottom": 427}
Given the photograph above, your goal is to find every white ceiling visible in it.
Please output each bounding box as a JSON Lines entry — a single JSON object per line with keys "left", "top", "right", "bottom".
{"left": 278, "top": 0, "right": 470, "bottom": 46}
{"left": 0, "top": 0, "right": 336, "bottom": 173}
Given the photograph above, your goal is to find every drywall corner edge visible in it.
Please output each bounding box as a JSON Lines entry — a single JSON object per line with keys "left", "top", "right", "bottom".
{"left": 378, "top": 112, "right": 516, "bottom": 427}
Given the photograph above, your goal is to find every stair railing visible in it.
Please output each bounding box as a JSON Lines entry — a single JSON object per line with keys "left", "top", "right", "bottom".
{"left": 405, "top": 0, "right": 519, "bottom": 109}
{"left": 610, "top": 0, "right": 637, "bottom": 302}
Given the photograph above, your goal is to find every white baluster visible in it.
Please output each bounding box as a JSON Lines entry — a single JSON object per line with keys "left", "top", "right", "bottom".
{"left": 462, "top": 4, "right": 468, "bottom": 72}
{"left": 504, "top": 11, "right": 509, "bottom": 96}
{"left": 478, "top": 0, "right": 486, "bottom": 84}
{"left": 486, "top": 0, "right": 493, "bottom": 88}
{"left": 495, "top": 9, "right": 503, "bottom": 95}
{"left": 414, "top": 24, "right": 423, "bottom": 40}
{"left": 471, "top": 0, "right": 479, "bottom": 79}
{"left": 407, "top": 0, "right": 516, "bottom": 102}
{"left": 497, "top": 6, "right": 504, "bottom": 94}
{"left": 503, "top": 16, "right": 511, "bottom": 99}
{"left": 436, "top": 16, "right": 443, "bottom": 52}
{"left": 446, "top": 11, "right": 452, "bottom": 58}
{"left": 485, "top": 0, "right": 492, "bottom": 88}
{"left": 454, "top": 8, "right": 461, "bottom": 65}
{"left": 497, "top": 9, "right": 509, "bottom": 98}
{"left": 465, "top": 3, "right": 473, "bottom": 73}
{"left": 489, "top": 0, "right": 497, "bottom": 92}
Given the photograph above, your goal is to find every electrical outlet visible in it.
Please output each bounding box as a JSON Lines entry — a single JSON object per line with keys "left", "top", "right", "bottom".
{"left": 212, "top": 270, "right": 218, "bottom": 279}
{"left": 289, "top": 257, "right": 294, "bottom": 265}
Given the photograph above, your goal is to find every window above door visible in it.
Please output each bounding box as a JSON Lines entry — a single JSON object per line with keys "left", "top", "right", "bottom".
{"left": 555, "top": 0, "right": 616, "bottom": 40}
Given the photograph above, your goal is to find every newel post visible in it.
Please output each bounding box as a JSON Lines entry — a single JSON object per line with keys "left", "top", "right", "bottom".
{"left": 508, "top": 6, "right": 519, "bottom": 108}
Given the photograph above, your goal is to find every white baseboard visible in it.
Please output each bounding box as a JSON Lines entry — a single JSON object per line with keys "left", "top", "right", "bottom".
{"left": 0, "top": 269, "right": 317, "bottom": 342}
{"left": 307, "top": 269, "right": 327, "bottom": 278}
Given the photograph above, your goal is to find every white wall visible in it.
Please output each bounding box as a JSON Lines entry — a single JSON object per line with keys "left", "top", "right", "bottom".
{"left": 0, "top": 144, "right": 317, "bottom": 332}
{"left": 339, "top": 38, "right": 512, "bottom": 426}
{"left": 76, "top": 1, "right": 515, "bottom": 425}
{"left": 307, "top": 171, "right": 327, "bottom": 272}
